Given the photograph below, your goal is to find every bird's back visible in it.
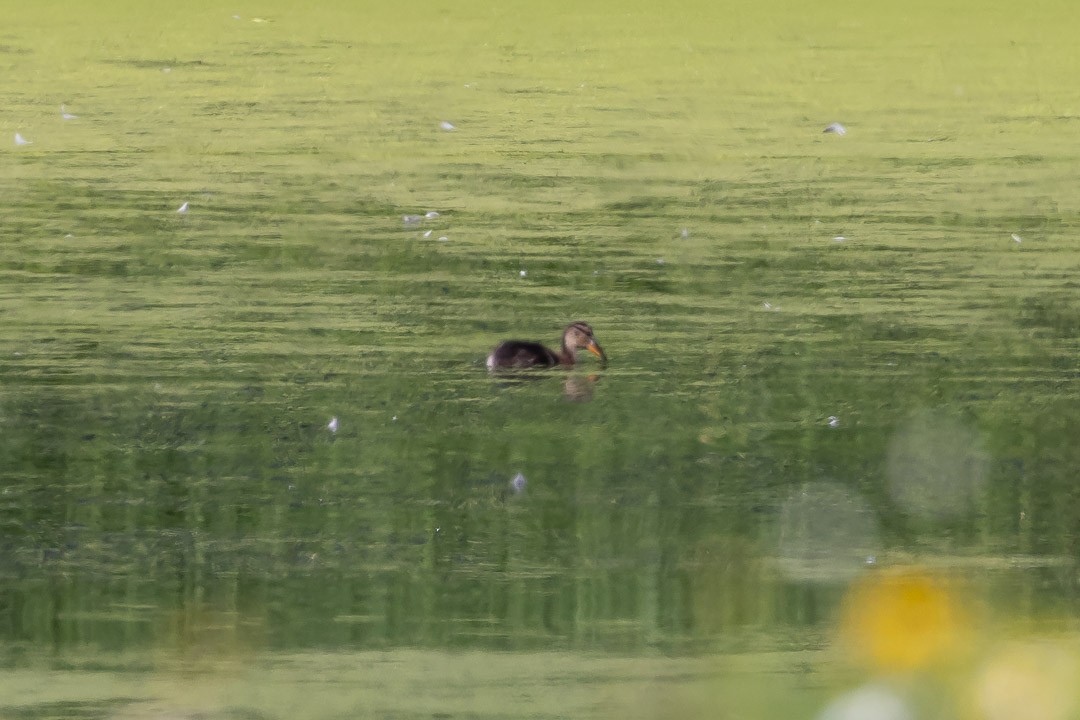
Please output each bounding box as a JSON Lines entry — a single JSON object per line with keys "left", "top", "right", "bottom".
{"left": 486, "top": 340, "right": 560, "bottom": 369}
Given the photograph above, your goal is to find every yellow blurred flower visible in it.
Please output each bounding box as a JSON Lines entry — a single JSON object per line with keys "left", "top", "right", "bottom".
{"left": 839, "top": 567, "right": 967, "bottom": 672}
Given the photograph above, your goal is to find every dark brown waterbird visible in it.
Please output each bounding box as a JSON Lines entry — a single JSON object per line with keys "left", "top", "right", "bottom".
{"left": 486, "top": 322, "right": 607, "bottom": 370}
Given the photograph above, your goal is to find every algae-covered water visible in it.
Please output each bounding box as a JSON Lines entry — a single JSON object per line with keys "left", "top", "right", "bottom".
{"left": 2, "top": 1, "right": 1080, "bottom": 718}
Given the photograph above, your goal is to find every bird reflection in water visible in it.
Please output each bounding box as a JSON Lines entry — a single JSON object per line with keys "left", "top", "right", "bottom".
{"left": 563, "top": 373, "right": 601, "bottom": 402}
{"left": 488, "top": 368, "right": 603, "bottom": 402}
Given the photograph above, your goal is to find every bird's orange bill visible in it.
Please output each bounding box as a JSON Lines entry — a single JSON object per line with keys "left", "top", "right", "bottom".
{"left": 587, "top": 341, "right": 607, "bottom": 363}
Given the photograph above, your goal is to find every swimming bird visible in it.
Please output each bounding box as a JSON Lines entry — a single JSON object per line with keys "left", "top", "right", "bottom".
{"left": 487, "top": 321, "right": 607, "bottom": 370}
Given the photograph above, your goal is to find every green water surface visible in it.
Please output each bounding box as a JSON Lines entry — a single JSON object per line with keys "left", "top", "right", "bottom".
{"left": 2, "top": 1, "right": 1080, "bottom": 718}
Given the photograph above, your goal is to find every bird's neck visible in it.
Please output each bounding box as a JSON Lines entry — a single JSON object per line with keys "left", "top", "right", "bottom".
{"left": 556, "top": 343, "right": 576, "bottom": 365}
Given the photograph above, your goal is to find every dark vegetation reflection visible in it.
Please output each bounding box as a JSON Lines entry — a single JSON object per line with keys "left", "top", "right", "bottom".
{"left": 2, "top": 350, "right": 1078, "bottom": 660}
